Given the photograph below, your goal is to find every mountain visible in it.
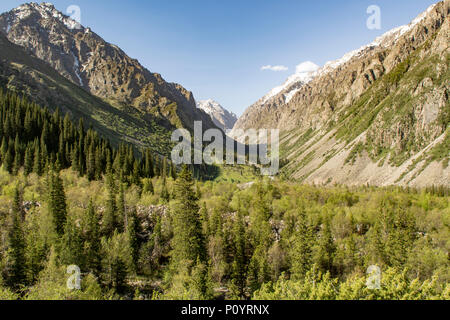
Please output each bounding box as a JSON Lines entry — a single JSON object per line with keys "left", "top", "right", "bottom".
{"left": 196, "top": 99, "right": 237, "bottom": 131}
{"left": 0, "top": 3, "right": 217, "bottom": 151}
{"left": 232, "top": 1, "right": 449, "bottom": 187}
{"left": 0, "top": 31, "right": 174, "bottom": 154}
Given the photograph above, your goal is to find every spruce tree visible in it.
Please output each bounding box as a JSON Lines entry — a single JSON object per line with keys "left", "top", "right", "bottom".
{"left": 160, "top": 177, "right": 170, "bottom": 203}
{"left": 231, "top": 210, "right": 247, "bottom": 299}
{"left": 102, "top": 169, "right": 117, "bottom": 237}
{"left": 117, "top": 183, "right": 126, "bottom": 233}
{"left": 23, "top": 145, "right": 33, "bottom": 176}
{"left": 314, "top": 218, "right": 336, "bottom": 274}
{"left": 5, "top": 188, "right": 27, "bottom": 290}
{"left": 48, "top": 170, "right": 68, "bottom": 236}
{"left": 170, "top": 165, "right": 206, "bottom": 269}
{"left": 84, "top": 199, "right": 101, "bottom": 275}
{"left": 60, "top": 216, "right": 85, "bottom": 268}
{"left": 290, "top": 207, "right": 314, "bottom": 280}
{"left": 127, "top": 208, "right": 140, "bottom": 273}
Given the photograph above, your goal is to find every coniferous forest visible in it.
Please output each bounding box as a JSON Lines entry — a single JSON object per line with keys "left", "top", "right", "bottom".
{"left": 0, "top": 89, "right": 448, "bottom": 300}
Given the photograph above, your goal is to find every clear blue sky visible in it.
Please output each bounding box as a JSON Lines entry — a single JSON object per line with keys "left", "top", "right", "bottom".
{"left": 0, "top": 0, "right": 439, "bottom": 115}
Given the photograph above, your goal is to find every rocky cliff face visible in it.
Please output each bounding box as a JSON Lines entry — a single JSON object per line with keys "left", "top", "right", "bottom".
{"left": 232, "top": 1, "right": 449, "bottom": 187}
{"left": 196, "top": 99, "right": 237, "bottom": 132}
{"left": 0, "top": 2, "right": 216, "bottom": 132}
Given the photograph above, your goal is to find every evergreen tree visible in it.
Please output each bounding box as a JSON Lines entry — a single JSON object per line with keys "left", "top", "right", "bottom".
{"left": 127, "top": 208, "right": 140, "bottom": 273}
{"left": 5, "top": 188, "right": 27, "bottom": 290}
{"left": 170, "top": 165, "right": 206, "bottom": 269}
{"left": 160, "top": 177, "right": 170, "bottom": 203}
{"left": 102, "top": 169, "right": 117, "bottom": 237}
{"left": 33, "top": 144, "right": 42, "bottom": 176}
{"left": 230, "top": 210, "right": 247, "bottom": 299}
{"left": 48, "top": 170, "right": 67, "bottom": 236}
{"left": 84, "top": 200, "right": 101, "bottom": 275}
{"left": 117, "top": 183, "right": 126, "bottom": 233}
{"left": 23, "top": 145, "right": 33, "bottom": 176}
{"left": 314, "top": 218, "right": 336, "bottom": 274}
{"left": 290, "top": 207, "right": 314, "bottom": 280}
{"left": 60, "top": 216, "right": 85, "bottom": 268}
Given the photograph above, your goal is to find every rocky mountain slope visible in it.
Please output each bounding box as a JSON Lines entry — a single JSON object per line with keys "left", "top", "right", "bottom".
{"left": 196, "top": 99, "right": 237, "bottom": 131}
{"left": 0, "top": 2, "right": 217, "bottom": 137}
{"left": 232, "top": 0, "right": 449, "bottom": 187}
{"left": 0, "top": 32, "right": 174, "bottom": 152}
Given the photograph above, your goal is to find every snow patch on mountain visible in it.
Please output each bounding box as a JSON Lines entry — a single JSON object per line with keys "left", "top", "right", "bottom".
{"left": 262, "top": 61, "right": 320, "bottom": 104}
{"left": 252, "top": 2, "right": 438, "bottom": 109}
{"left": 10, "top": 2, "right": 83, "bottom": 31}
{"left": 70, "top": 51, "right": 83, "bottom": 86}
{"left": 196, "top": 99, "right": 237, "bottom": 131}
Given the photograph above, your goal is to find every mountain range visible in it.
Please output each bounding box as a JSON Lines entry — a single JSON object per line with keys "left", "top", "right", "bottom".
{"left": 232, "top": 0, "right": 449, "bottom": 187}
{"left": 0, "top": 2, "right": 217, "bottom": 154}
{"left": 0, "top": 1, "right": 448, "bottom": 187}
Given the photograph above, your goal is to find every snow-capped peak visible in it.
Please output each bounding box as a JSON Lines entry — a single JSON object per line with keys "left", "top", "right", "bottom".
{"left": 197, "top": 99, "right": 238, "bottom": 131}
{"left": 197, "top": 99, "right": 236, "bottom": 118}
{"left": 10, "top": 2, "right": 83, "bottom": 30}
{"left": 257, "top": 2, "right": 438, "bottom": 107}
{"left": 261, "top": 61, "right": 320, "bottom": 104}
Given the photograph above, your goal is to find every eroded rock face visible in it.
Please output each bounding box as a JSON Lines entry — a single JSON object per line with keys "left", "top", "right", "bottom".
{"left": 0, "top": 3, "right": 216, "bottom": 132}
{"left": 232, "top": 1, "right": 449, "bottom": 186}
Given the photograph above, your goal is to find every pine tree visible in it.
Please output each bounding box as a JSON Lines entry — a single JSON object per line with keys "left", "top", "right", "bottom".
{"left": 314, "top": 218, "right": 336, "bottom": 274}
{"left": 190, "top": 257, "right": 213, "bottom": 299}
{"left": 160, "top": 177, "right": 170, "bottom": 203}
{"left": 102, "top": 169, "right": 117, "bottom": 237}
{"left": 84, "top": 199, "right": 101, "bottom": 275}
{"left": 13, "top": 134, "right": 22, "bottom": 175}
{"left": 117, "top": 183, "right": 126, "bottom": 233}
{"left": 48, "top": 170, "right": 67, "bottom": 236}
{"left": 290, "top": 207, "right": 314, "bottom": 280}
{"left": 231, "top": 210, "right": 248, "bottom": 299}
{"left": 127, "top": 208, "right": 140, "bottom": 273}
{"left": 60, "top": 216, "right": 85, "bottom": 268}
{"left": 4, "top": 148, "right": 14, "bottom": 173}
{"left": 0, "top": 137, "right": 7, "bottom": 166}
{"left": 23, "top": 145, "right": 33, "bottom": 176}
{"left": 162, "top": 157, "right": 168, "bottom": 179}
{"left": 33, "top": 144, "right": 42, "bottom": 176}
{"left": 5, "top": 188, "right": 27, "bottom": 290}
{"left": 170, "top": 165, "right": 206, "bottom": 270}
{"left": 169, "top": 162, "right": 177, "bottom": 180}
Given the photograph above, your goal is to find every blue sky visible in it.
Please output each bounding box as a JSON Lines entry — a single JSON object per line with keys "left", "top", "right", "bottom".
{"left": 0, "top": 0, "right": 439, "bottom": 115}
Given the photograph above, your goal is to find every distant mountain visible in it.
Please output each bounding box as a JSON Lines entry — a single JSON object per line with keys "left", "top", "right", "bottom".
{"left": 196, "top": 99, "right": 237, "bottom": 131}
{"left": 232, "top": 1, "right": 449, "bottom": 187}
{"left": 0, "top": 2, "right": 217, "bottom": 144}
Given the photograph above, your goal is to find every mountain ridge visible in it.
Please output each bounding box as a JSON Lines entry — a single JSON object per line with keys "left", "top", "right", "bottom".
{"left": 232, "top": 0, "right": 449, "bottom": 187}
{"left": 0, "top": 2, "right": 217, "bottom": 133}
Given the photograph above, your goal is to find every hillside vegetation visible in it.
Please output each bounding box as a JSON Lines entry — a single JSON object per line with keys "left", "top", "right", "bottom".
{"left": 0, "top": 167, "right": 448, "bottom": 299}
